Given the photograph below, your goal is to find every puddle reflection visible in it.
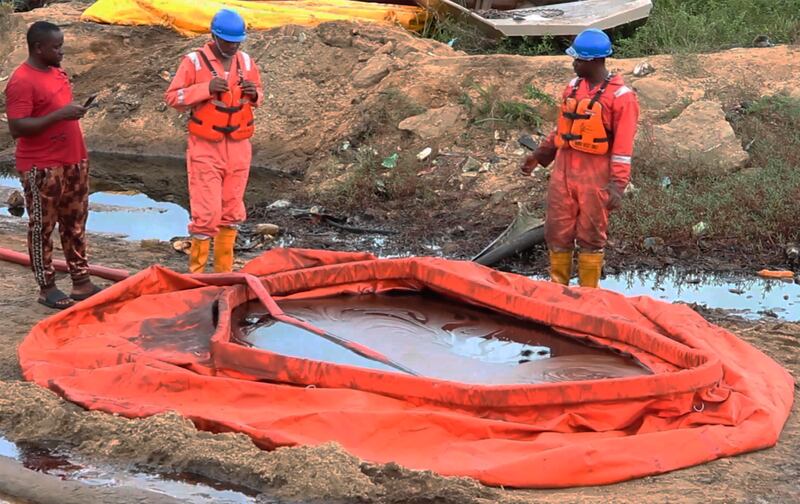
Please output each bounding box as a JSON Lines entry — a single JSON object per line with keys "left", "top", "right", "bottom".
{"left": 1, "top": 176, "right": 188, "bottom": 241}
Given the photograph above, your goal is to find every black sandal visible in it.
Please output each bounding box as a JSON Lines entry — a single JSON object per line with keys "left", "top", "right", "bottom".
{"left": 38, "top": 289, "right": 76, "bottom": 310}
{"left": 71, "top": 284, "right": 103, "bottom": 301}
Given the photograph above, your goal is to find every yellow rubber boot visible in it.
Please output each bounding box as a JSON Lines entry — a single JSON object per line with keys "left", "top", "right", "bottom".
{"left": 578, "top": 251, "right": 604, "bottom": 288}
{"left": 549, "top": 250, "right": 573, "bottom": 285}
{"left": 213, "top": 227, "right": 237, "bottom": 273}
{"left": 188, "top": 237, "right": 210, "bottom": 274}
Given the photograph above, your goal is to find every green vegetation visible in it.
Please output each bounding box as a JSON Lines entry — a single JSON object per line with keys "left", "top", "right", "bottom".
{"left": 655, "top": 98, "right": 693, "bottom": 124}
{"left": 319, "top": 147, "right": 432, "bottom": 212}
{"left": 460, "top": 79, "right": 547, "bottom": 128}
{"left": 523, "top": 83, "right": 556, "bottom": 106}
{"left": 420, "top": 12, "right": 494, "bottom": 53}
{"left": 0, "top": 1, "right": 13, "bottom": 23}
{"left": 614, "top": 0, "right": 800, "bottom": 57}
{"left": 612, "top": 95, "right": 800, "bottom": 247}
{"left": 350, "top": 87, "right": 426, "bottom": 144}
{"left": 420, "top": 0, "right": 800, "bottom": 57}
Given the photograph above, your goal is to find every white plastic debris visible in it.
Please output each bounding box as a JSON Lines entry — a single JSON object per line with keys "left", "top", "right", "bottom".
{"left": 267, "top": 199, "right": 291, "bottom": 209}
{"left": 633, "top": 61, "right": 655, "bottom": 77}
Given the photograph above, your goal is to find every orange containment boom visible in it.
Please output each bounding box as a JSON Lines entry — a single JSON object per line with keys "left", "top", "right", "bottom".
{"left": 18, "top": 248, "right": 794, "bottom": 488}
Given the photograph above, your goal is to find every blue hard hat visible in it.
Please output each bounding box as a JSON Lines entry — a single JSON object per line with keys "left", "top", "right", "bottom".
{"left": 211, "top": 8, "right": 246, "bottom": 43}
{"left": 566, "top": 29, "right": 613, "bottom": 60}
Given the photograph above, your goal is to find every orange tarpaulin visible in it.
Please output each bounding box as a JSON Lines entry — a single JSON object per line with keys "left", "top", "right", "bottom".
{"left": 18, "top": 249, "right": 794, "bottom": 487}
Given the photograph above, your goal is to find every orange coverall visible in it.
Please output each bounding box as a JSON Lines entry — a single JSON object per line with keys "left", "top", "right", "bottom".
{"left": 165, "top": 43, "right": 263, "bottom": 239}
{"left": 538, "top": 74, "right": 639, "bottom": 252}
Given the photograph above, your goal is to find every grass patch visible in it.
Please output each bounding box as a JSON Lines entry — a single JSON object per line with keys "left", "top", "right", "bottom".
{"left": 615, "top": 0, "right": 800, "bottom": 57}
{"left": 2, "top": 0, "right": 44, "bottom": 12}
{"left": 0, "top": 163, "right": 15, "bottom": 178}
{"left": 731, "top": 94, "right": 800, "bottom": 166}
{"left": 351, "top": 87, "right": 426, "bottom": 144}
{"left": 460, "top": 79, "right": 546, "bottom": 128}
{"left": 17, "top": 1, "right": 47, "bottom": 11}
{"left": 372, "top": 88, "right": 426, "bottom": 126}
{"left": 496, "top": 35, "right": 563, "bottom": 57}
{"left": 418, "top": 1, "right": 800, "bottom": 57}
{"left": 420, "top": 12, "right": 493, "bottom": 53}
{"left": 326, "top": 147, "right": 382, "bottom": 210}
{"left": 612, "top": 95, "right": 800, "bottom": 248}
{"left": 655, "top": 98, "right": 693, "bottom": 123}
{"left": 319, "top": 147, "right": 432, "bottom": 212}
{"left": 523, "top": 83, "right": 556, "bottom": 106}
{"left": 613, "top": 160, "right": 800, "bottom": 247}
{"left": 0, "top": 1, "right": 13, "bottom": 34}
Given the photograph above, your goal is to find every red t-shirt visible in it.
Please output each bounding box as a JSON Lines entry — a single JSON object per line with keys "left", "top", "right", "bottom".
{"left": 4, "top": 62, "right": 87, "bottom": 172}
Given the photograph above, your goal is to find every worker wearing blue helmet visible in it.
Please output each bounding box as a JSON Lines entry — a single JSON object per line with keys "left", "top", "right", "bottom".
{"left": 522, "top": 29, "right": 639, "bottom": 288}
{"left": 166, "top": 9, "right": 263, "bottom": 273}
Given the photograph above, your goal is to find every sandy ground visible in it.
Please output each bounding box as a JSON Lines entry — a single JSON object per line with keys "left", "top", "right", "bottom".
{"left": 0, "top": 215, "right": 797, "bottom": 503}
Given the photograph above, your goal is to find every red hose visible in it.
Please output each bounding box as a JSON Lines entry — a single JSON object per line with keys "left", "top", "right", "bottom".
{"left": 0, "top": 247, "right": 130, "bottom": 281}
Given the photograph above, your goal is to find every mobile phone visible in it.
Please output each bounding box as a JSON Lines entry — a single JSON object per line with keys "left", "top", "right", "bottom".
{"left": 517, "top": 135, "right": 539, "bottom": 151}
{"left": 83, "top": 94, "right": 97, "bottom": 108}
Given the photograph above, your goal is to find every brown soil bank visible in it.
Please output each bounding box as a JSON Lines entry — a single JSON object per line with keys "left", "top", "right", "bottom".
{"left": 0, "top": 217, "right": 798, "bottom": 503}
{"left": 2, "top": 2, "right": 800, "bottom": 272}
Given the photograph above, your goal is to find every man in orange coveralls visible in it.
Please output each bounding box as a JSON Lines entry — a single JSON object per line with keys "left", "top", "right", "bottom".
{"left": 522, "top": 29, "right": 639, "bottom": 288}
{"left": 165, "top": 8, "right": 263, "bottom": 273}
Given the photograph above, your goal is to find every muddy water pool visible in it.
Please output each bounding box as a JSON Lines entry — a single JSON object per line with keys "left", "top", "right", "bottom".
{"left": 0, "top": 436, "right": 255, "bottom": 503}
{"left": 237, "top": 292, "right": 650, "bottom": 384}
{"left": 597, "top": 270, "right": 800, "bottom": 321}
{"left": 0, "top": 175, "right": 188, "bottom": 241}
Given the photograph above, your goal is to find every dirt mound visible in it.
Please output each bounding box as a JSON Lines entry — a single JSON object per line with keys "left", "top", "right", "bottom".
{"left": 0, "top": 4, "right": 454, "bottom": 172}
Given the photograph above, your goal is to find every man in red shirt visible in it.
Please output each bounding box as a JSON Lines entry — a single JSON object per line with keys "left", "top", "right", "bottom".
{"left": 5, "top": 21, "right": 101, "bottom": 309}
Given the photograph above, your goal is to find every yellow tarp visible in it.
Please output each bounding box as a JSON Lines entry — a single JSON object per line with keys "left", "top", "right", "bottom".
{"left": 80, "top": 0, "right": 425, "bottom": 36}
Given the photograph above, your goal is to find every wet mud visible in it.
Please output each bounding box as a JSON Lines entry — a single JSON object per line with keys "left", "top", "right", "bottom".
{"left": 0, "top": 451, "right": 185, "bottom": 504}
{"left": 0, "top": 436, "right": 258, "bottom": 503}
{"left": 238, "top": 292, "right": 648, "bottom": 384}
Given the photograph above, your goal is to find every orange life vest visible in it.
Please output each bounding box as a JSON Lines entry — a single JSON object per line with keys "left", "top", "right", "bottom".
{"left": 554, "top": 77, "right": 611, "bottom": 155}
{"left": 188, "top": 50, "right": 254, "bottom": 142}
